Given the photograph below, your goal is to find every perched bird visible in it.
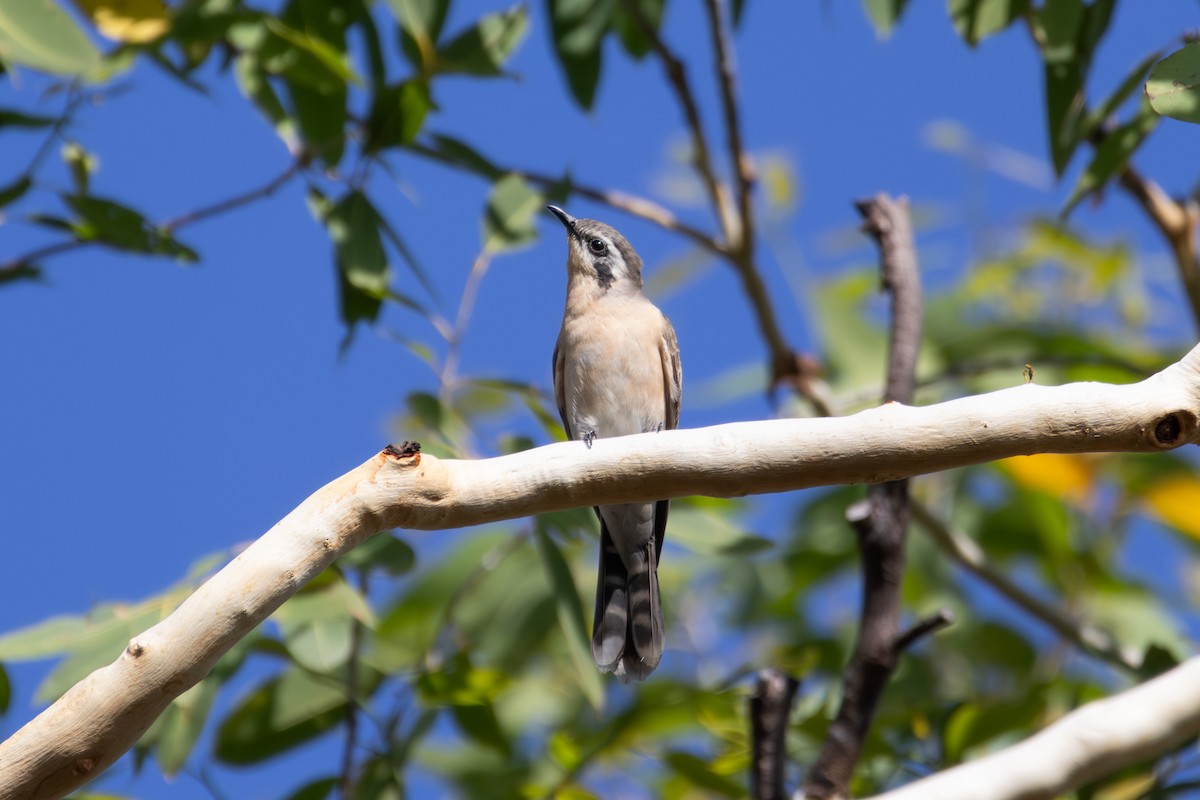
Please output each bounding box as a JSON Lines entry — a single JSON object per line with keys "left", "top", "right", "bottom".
{"left": 548, "top": 205, "right": 682, "bottom": 682}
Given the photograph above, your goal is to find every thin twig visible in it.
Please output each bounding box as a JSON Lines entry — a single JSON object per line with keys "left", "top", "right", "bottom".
{"left": 161, "top": 159, "right": 303, "bottom": 233}
{"left": 25, "top": 86, "right": 85, "bottom": 179}
{"left": 1, "top": 159, "right": 305, "bottom": 278}
{"left": 0, "top": 239, "right": 89, "bottom": 277}
{"left": 910, "top": 499, "right": 1141, "bottom": 674}
{"left": 440, "top": 249, "right": 494, "bottom": 390}
{"left": 406, "top": 141, "right": 725, "bottom": 256}
{"left": 703, "top": 0, "right": 754, "bottom": 257}
{"left": 893, "top": 609, "right": 955, "bottom": 654}
{"left": 750, "top": 669, "right": 800, "bottom": 800}
{"left": 619, "top": 0, "right": 735, "bottom": 242}
{"left": 804, "top": 195, "right": 933, "bottom": 800}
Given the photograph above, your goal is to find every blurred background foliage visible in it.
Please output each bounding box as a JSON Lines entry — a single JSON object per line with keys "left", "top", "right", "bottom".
{"left": 2, "top": 0, "right": 1200, "bottom": 798}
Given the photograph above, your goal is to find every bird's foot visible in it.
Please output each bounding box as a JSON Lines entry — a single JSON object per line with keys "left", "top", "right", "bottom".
{"left": 583, "top": 430, "right": 596, "bottom": 449}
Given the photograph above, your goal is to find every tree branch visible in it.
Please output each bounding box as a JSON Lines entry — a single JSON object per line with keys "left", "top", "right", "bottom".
{"left": 804, "top": 194, "right": 931, "bottom": 800}
{"left": 406, "top": 141, "right": 725, "bottom": 256}
{"left": 910, "top": 500, "right": 1141, "bottom": 674}
{"left": 619, "top": 0, "right": 735, "bottom": 242}
{"left": 0, "top": 158, "right": 305, "bottom": 278}
{"left": 863, "top": 656, "right": 1200, "bottom": 800}
{"left": 1116, "top": 164, "right": 1200, "bottom": 334}
{"left": 1, "top": 349, "right": 1199, "bottom": 797}
{"left": 750, "top": 669, "right": 801, "bottom": 800}
{"left": 703, "top": 0, "right": 754, "bottom": 257}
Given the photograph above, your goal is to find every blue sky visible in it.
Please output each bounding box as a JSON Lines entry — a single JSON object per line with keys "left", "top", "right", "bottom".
{"left": 2, "top": 0, "right": 1198, "bottom": 796}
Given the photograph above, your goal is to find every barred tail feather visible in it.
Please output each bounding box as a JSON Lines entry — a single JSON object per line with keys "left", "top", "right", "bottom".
{"left": 592, "top": 526, "right": 628, "bottom": 671}
{"left": 591, "top": 520, "right": 664, "bottom": 683}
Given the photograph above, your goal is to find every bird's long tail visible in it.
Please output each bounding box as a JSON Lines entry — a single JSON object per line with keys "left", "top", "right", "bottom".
{"left": 591, "top": 520, "right": 663, "bottom": 683}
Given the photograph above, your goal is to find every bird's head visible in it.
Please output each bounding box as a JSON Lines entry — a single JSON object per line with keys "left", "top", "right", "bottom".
{"left": 547, "top": 205, "right": 644, "bottom": 293}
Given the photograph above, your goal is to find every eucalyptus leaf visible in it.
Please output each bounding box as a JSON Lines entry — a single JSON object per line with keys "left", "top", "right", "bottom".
{"left": 0, "top": 0, "right": 101, "bottom": 75}
{"left": 1146, "top": 43, "right": 1200, "bottom": 125}
{"left": 215, "top": 668, "right": 348, "bottom": 764}
{"left": 948, "top": 0, "right": 1027, "bottom": 47}
{"left": 534, "top": 528, "right": 605, "bottom": 709}
{"left": 483, "top": 173, "right": 543, "bottom": 252}
{"left": 436, "top": 4, "right": 528, "bottom": 76}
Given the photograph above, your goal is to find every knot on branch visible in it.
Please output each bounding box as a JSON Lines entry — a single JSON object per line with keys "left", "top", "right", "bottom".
{"left": 383, "top": 441, "right": 422, "bottom": 464}
{"left": 1149, "top": 412, "right": 1195, "bottom": 448}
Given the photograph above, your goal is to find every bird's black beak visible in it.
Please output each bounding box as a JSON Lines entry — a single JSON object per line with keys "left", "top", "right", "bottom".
{"left": 547, "top": 205, "right": 575, "bottom": 230}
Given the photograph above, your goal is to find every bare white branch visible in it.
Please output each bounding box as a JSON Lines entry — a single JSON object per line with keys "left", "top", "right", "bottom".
{"left": 1, "top": 343, "right": 1198, "bottom": 799}
{"left": 866, "top": 656, "right": 1200, "bottom": 800}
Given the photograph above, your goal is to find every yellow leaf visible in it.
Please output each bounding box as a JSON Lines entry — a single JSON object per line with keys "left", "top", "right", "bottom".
{"left": 73, "top": 0, "right": 168, "bottom": 43}
{"left": 1142, "top": 474, "right": 1200, "bottom": 541}
{"left": 997, "top": 453, "right": 1094, "bottom": 503}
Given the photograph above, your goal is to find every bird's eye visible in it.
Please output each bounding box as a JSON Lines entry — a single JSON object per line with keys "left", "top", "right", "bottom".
{"left": 588, "top": 239, "right": 606, "bottom": 255}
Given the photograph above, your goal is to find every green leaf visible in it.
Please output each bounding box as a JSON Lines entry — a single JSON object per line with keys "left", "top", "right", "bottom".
{"left": 1078, "top": 0, "right": 1115, "bottom": 61}
{"left": 1146, "top": 43, "right": 1200, "bottom": 125}
{"left": 0, "top": 108, "right": 56, "bottom": 128}
{"left": 863, "top": 0, "right": 912, "bottom": 38}
{"left": 450, "top": 703, "right": 512, "bottom": 756}
{"left": 546, "top": 0, "right": 613, "bottom": 109}
{"left": 365, "top": 80, "right": 430, "bottom": 153}
{"left": 1084, "top": 50, "right": 1163, "bottom": 133}
{"left": 0, "top": 175, "right": 31, "bottom": 209}
{"left": 64, "top": 194, "right": 198, "bottom": 260}
{"left": 338, "top": 532, "right": 416, "bottom": 576}
{"left": 284, "top": 777, "right": 338, "bottom": 800}
{"left": 948, "top": 0, "right": 1029, "bottom": 47}
{"left": 265, "top": 17, "right": 359, "bottom": 86}
{"left": 215, "top": 668, "right": 347, "bottom": 765}
{"left": 234, "top": 54, "right": 295, "bottom": 142}
{"left": 663, "top": 751, "right": 745, "bottom": 798}
{"left": 611, "top": 0, "right": 662, "bottom": 58}
{"left": 424, "top": 133, "right": 505, "bottom": 180}
{"left": 666, "top": 497, "right": 772, "bottom": 557}
{"left": 286, "top": 78, "right": 346, "bottom": 165}
{"left": 1063, "top": 100, "right": 1158, "bottom": 215}
{"left": 141, "top": 677, "right": 218, "bottom": 776}
{"left": 0, "top": 663, "right": 10, "bottom": 714}
{"left": 943, "top": 693, "right": 1046, "bottom": 763}
{"left": 1035, "top": 0, "right": 1083, "bottom": 64}
{"left": 275, "top": 578, "right": 373, "bottom": 672}
{"left": 327, "top": 191, "right": 389, "bottom": 293}
{"left": 483, "top": 172, "right": 542, "bottom": 252}
{"left": 347, "top": 0, "right": 387, "bottom": 86}
{"left": 1044, "top": 59, "right": 1085, "bottom": 176}
{"left": 0, "top": 614, "right": 86, "bottom": 659}
{"left": 389, "top": 0, "right": 451, "bottom": 71}
{"left": 1035, "top": 0, "right": 1085, "bottom": 175}
{"left": 0, "top": 0, "right": 102, "bottom": 75}
{"left": 533, "top": 528, "right": 605, "bottom": 709}
{"left": 436, "top": 4, "right": 528, "bottom": 76}
{"left": 320, "top": 190, "right": 390, "bottom": 327}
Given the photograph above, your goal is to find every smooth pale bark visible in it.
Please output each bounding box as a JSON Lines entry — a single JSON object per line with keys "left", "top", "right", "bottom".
{"left": 1, "top": 343, "right": 1198, "bottom": 799}
{"left": 865, "top": 656, "right": 1200, "bottom": 800}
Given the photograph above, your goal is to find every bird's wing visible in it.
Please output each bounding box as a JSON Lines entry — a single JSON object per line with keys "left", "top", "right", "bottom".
{"left": 552, "top": 339, "right": 573, "bottom": 440}
{"left": 659, "top": 315, "right": 682, "bottom": 431}
{"left": 651, "top": 315, "right": 682, "bottom": 560}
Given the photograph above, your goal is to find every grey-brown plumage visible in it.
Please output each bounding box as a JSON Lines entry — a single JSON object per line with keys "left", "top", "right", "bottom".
{"left": 548, "top": 205, "right": 682, "bottom": 682}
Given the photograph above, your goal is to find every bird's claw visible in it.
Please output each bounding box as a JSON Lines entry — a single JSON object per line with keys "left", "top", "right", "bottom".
{"left": 583, "top": 431, "right": 596, "bottom": 449}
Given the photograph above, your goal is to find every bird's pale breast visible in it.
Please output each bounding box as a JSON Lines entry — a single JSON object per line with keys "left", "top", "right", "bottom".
{"left": 559, "top": 297, "right": 666, "bottom": 440}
